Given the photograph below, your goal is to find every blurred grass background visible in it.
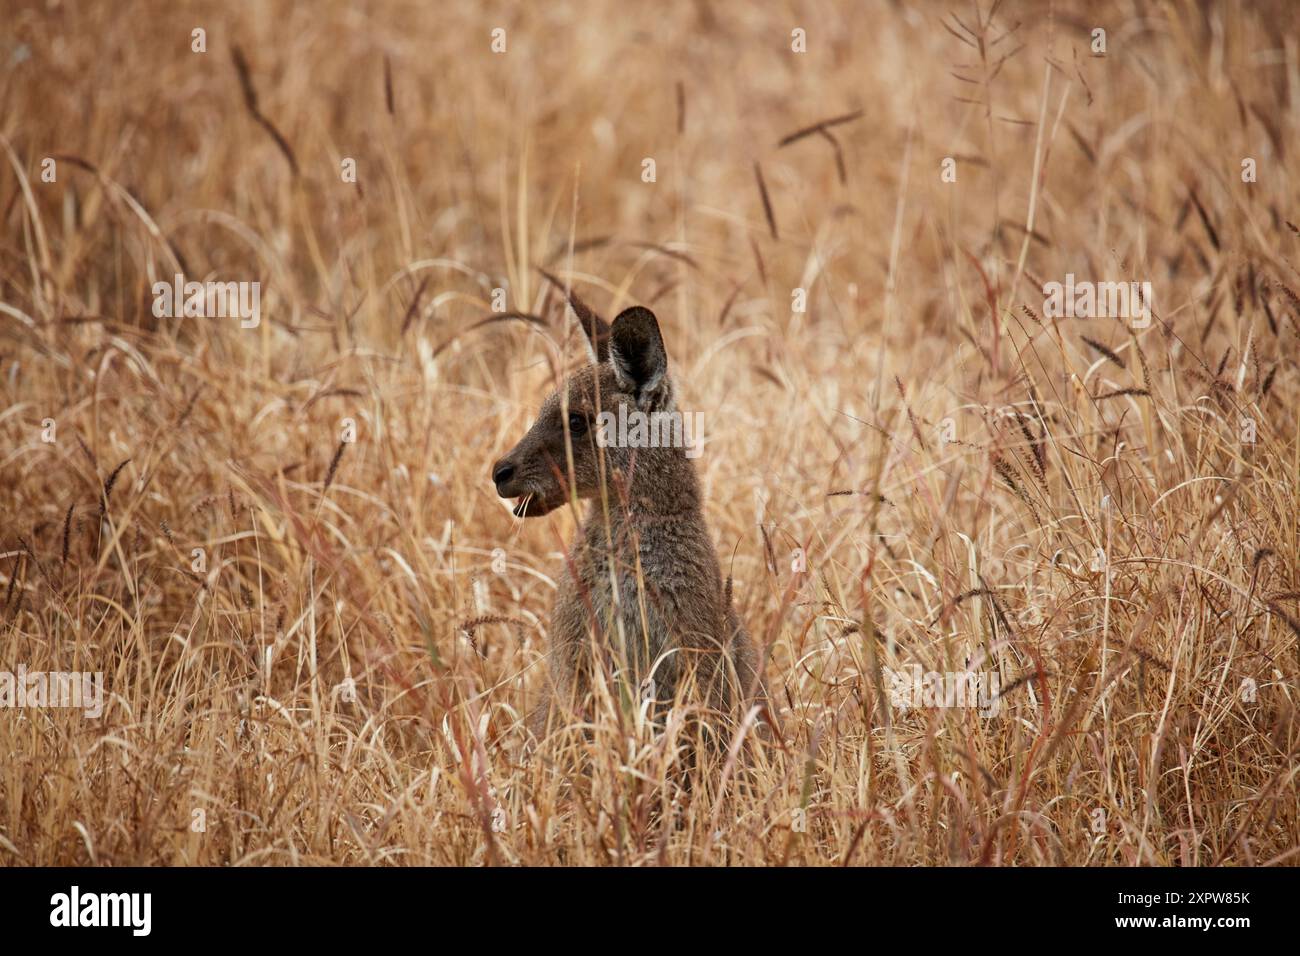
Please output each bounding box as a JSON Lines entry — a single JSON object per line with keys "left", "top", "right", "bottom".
{"left": 0, "top": 0, "right": 1297, "bottom": 864}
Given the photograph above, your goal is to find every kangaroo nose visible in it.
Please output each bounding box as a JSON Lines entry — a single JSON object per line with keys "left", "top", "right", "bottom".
{"left": 492, "top": 459, "right": 515, "bottom": 490}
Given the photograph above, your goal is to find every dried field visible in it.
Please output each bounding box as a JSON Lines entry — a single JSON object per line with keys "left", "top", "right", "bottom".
{"left": 1, "top": 0, "right": 1298, "bottom": 865}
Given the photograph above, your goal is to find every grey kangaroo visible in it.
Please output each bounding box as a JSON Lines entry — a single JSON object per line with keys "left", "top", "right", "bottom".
{"left": 492, "top": 280, "right": 766, "bottom": 744}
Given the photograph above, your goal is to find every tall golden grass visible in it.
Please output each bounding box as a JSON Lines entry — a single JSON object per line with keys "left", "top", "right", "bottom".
{"left": 1, "top": 0, "right": 1297, "bottom": 865}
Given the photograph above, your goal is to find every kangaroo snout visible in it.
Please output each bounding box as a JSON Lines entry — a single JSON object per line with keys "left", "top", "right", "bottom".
{"left": 491, "top": 442, "right": 559, "bottom": 516}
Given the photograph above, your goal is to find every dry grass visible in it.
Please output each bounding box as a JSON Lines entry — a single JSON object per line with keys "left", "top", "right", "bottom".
{"left": 2, "top": 0, "right": 1298, "bottom": 866}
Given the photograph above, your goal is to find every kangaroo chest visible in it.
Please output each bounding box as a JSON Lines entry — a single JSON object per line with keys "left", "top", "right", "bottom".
{"left": 559, "top": 515, "right": 724, "bottom": 657}
{"left": 569, "top": 530, "right": 665, "bottom": 653}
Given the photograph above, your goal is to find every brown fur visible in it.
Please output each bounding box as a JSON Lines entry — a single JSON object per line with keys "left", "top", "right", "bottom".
{"left": 492, "top": 297, "right": 766, "bottom": 745}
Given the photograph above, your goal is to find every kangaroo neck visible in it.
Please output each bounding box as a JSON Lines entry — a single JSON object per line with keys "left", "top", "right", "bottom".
{"left": 582, "top": 450, "right": 703, "bottom": 532}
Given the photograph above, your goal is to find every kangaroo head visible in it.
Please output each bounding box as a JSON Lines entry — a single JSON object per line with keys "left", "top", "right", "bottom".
{"left": 492, "top": 299, "right": 676, "bottom": 518}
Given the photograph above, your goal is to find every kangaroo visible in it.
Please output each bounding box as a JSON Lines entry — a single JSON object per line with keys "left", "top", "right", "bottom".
{"left": 491, "top": 281, "right": 766, "bottom": 746}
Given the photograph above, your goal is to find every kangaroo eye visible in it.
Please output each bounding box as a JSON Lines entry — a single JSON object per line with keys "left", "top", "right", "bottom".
{"left": 567, "top": 412, "right": 588, "bottom": 436}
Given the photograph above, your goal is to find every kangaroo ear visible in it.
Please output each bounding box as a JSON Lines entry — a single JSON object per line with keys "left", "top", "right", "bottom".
{"left": 609, "top": 306, "right": 671, "bottom": 407}
{"left": 540, "top": 268, "right": 610, "bottom": 361}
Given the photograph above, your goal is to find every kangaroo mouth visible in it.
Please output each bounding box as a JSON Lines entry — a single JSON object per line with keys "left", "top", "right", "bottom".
{"left": 496, "top": 474, "right": 563, "bottom": 518}
{"left": 509, "top": 492, "right": 561, "bottom": 518}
